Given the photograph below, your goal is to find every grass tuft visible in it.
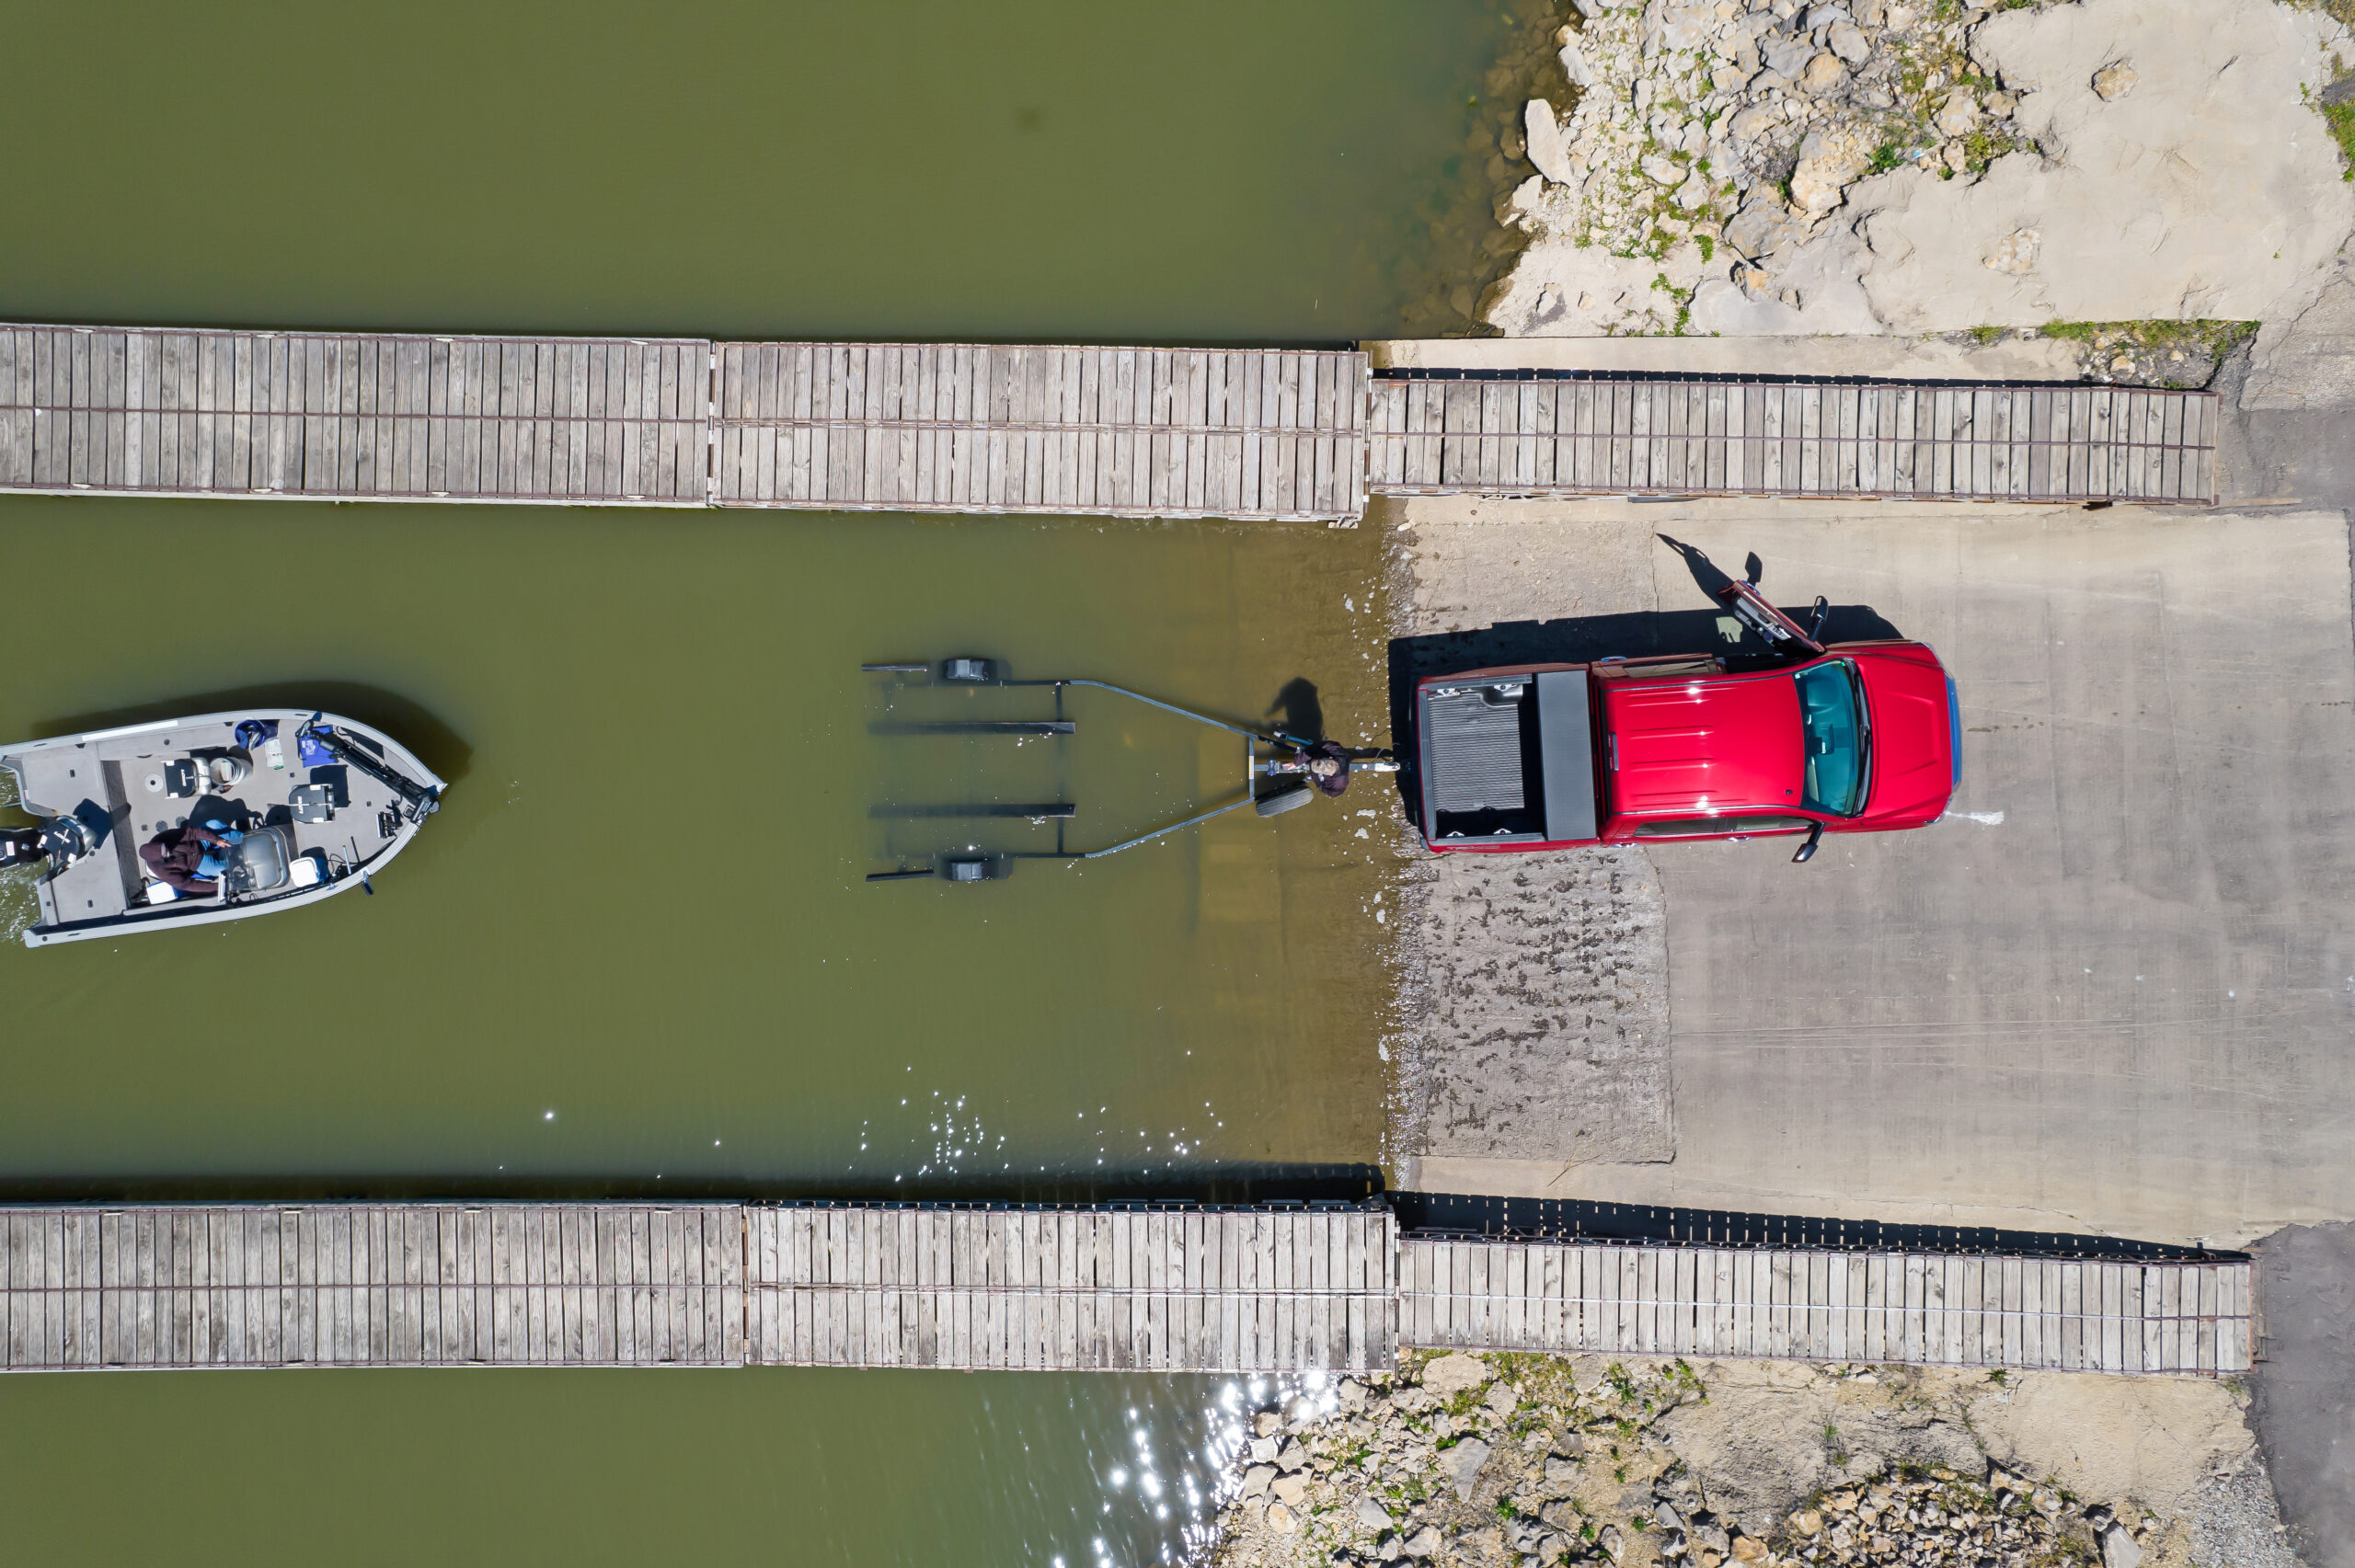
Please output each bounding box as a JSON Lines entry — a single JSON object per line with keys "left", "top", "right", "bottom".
{"left": 2324, "top": 97, "right": 2355, "bottom": 180}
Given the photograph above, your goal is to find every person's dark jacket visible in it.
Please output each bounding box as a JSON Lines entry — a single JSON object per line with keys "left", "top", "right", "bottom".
{"left": 139, "top": 825, "right": 232, "bottom": 893}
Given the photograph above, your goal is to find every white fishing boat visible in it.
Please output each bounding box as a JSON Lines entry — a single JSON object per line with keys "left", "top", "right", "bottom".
{"left": 0, "top": 709, "right": 442, "bottom": 947}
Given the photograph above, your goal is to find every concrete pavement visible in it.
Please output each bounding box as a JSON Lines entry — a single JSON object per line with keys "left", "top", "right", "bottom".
{"left": 1402, "top": 504, "right": 2355, "bottom": 1250}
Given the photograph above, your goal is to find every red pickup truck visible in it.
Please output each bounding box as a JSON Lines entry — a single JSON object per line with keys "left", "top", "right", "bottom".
{"left": 1415, "top": 580, "right": 1959, "bottom": 863}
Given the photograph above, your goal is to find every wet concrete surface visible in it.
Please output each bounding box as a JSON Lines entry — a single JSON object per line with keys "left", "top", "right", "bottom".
{"left": 2226, "top": 343, "right": 2355, "bottom": 1568}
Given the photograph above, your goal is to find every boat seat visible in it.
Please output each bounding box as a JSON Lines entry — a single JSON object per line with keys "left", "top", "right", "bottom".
{"left": 224, "top": 826, "right": 293, "bottom": 895}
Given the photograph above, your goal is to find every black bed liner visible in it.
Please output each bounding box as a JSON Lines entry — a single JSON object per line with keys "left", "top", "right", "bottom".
{"left": 1419, "top": 670, "right": 1599, "bottom": 844}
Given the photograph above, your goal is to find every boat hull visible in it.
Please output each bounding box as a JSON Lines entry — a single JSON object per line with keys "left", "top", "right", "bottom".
{"left": 0, "top": 708, "right": 444, "bottom": 948}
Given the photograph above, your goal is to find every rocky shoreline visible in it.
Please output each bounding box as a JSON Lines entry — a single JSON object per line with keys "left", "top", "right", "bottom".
{"left": 1481, "top": 0, "right": 2354, "bottom": 352}
{"left": 1206, "top": 1352, "right": 2292, "bottom": 1568}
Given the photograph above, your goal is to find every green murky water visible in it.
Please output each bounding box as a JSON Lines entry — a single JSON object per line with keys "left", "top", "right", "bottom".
{"left": 0, "top": 2, "right": 1514, "bottom": 1562}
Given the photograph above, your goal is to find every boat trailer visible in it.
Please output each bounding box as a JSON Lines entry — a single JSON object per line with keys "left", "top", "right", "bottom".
{"left": 861, "top": 658, "right": 1395, "bottom": 883}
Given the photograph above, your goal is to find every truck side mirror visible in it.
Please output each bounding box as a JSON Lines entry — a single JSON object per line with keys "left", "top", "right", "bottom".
{"left": 1792, "top": 822, "right": 1824, "bottom": 864}
{"left": 1808, "top": 595, "right": 1830, "bottom": 640}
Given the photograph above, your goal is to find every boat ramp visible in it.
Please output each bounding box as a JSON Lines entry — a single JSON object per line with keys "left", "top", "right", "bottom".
{"left": 0, "top": 322, "right": 2219, "bottom": 521}
{"left": 0, "top": 1201, "right": 2248, "bottom": 1377}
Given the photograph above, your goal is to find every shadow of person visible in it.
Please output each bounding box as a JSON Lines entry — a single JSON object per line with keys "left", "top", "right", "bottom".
{"left": 1266, "top": 677, "right": 1324, "bottom": 740}
{"left": 1657, "top": 532, "right": 1740, "bottom": 599}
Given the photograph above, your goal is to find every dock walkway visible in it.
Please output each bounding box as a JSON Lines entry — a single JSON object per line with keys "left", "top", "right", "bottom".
{"left": 0, "top": 1202, "right": 2248, "bottom": 1376}
{"left": 0, "top": 326, "right": 711, "bottom": 506}
{"left": 0, "top": 322, "right": 2221, "bottom": 519}
{"left": 712, "top": 343, "right": 1367, "bottom": 521}
{"left": 1363, "top": 372, "right": 2220, "bottom": 505}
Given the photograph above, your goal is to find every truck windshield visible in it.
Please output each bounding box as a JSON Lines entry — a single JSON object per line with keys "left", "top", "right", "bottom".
{"left": 1795, "top": 660, "right": 1868, "bottom": 816}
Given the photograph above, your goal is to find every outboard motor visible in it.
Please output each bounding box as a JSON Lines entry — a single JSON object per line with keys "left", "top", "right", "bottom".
{"left": 0, "top": 815, "right": 97, "bottom": 876}
{"left": 0, "top": 826, "right": 40, "bottom": 869}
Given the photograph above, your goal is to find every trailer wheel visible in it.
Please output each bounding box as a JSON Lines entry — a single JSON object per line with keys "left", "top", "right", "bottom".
{"left": 1255, "top": 786, "right": 1315, "bottom": 818}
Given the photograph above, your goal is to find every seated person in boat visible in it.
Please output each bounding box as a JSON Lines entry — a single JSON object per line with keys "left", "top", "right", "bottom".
{"left": 139, "top": 823, "right": 239, "bottom": 894}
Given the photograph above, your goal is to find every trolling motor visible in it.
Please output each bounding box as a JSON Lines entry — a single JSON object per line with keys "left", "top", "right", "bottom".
{"left": 859, "top": 658, "right": 1398, "bottom": 882}
{"left": 296, "top": 717, "right": 442, "bottom": 825}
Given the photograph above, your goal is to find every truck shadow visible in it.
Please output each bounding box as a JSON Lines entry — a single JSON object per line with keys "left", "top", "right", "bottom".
{"left": 1383, "top": 601, "right": 1902, "bottom": 821}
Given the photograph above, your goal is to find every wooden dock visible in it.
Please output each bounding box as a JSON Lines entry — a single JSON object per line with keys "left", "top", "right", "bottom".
{"left": 0, "top": 321, "right": 2222, "bottom": 520}
{"left": 0, "top": 1202, "right": 2249, "bottom": 1376}
{"left": 746, "top": 1204, "right": 1394, "bottom": 1372}
{"left": 0, "top": 326, "right": 712, "bottom": 505}
{"left": 1363, "top": 373, "right": 2220, "bottom": 505}
{"left": 1398, "top": 1237, "right": 2246, "bottom": 1377}
{"left": 0, "top": 1204, "right": 741, "bottom": 1369}
{"left": 711, "top": 343, "right": 1369, "bottom": 521}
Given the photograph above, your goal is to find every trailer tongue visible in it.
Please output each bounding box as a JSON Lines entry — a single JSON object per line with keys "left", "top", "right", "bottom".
{"left": 861, "top": 658, "right": 1396, "bottom": 884}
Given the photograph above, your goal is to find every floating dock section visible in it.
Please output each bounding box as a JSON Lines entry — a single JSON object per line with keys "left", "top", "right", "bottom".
{"left": 711, "top": 343, "right": 1368, "bottom": 521}
{"left": 0, "top": 322, "right": 2220, "bottom": 519}
{"left": 0, "top": 1203, "right": 2248, "bottom": 1376}
{"left": 0, "top": 326, "right": 712, "bottom": 506}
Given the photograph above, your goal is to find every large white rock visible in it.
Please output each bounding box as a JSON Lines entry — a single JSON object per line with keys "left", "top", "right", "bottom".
{"left": 1438, "top": 1436, "right": 1493, "bottom": 1501}
{"left": 1799, "top": 52, "right": 1847, "bottom": 94}
{"left": 1524, "top": 98, "right": 1578, "bottom": 185}
{"left": 1559, "top": 36, "right": 1599, "bottom": 89}
{"left": 1789, "top": 127, "right": 1870, "bottom": 216}
{"left": 1422, "top": 1351, "right": 1490, "bottom": 1397}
